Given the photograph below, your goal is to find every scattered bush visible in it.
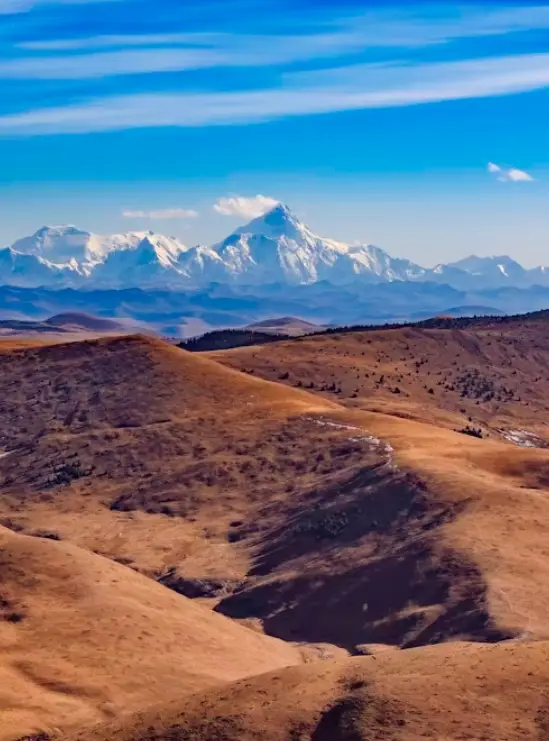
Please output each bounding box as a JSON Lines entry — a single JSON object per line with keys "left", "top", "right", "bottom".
{"left": 46, "top": 460, "right": 89, "bottom": 487}
{"left": 31, "top": 530, "right": 62, "bottom": 541}
{"left": 457, "top": 425, "right": 484, "bottom": 439}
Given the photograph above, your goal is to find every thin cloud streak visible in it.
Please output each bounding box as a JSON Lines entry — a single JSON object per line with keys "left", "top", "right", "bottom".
{"left": 16, "top": 4, "right": 549, "bottom": 55}
{"left": 1, "top": 52, "right": 549, "bottom": 135}
{"left": 19, "top": 32, "right": 223, "bottom": 51}
{"left": 122, "top": 208, "right": 198, "bottom": 219}
{"left": 0, "top": 0, "right": 118, "bottom": 14}
{"left": 2, "top": 36, "right": 375, "bottom": 79}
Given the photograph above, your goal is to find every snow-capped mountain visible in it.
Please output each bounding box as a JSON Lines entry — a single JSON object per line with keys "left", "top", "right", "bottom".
{"left": 445, "top": 255, "right": 528, "bottom": 288}
{"left": 211, "top": 204, "right": 424, "bottom": 285}
{"left": 1, "top": 207, "right": 547, "bottom": 291}
{"left": 0, "top": 246, "right": 80, "bottom": 288}
{"left": 11, "top": 225, "right": 147, "bottom": 277}
{"left": 90, "top": 233, "right": 192, "bottom": 288}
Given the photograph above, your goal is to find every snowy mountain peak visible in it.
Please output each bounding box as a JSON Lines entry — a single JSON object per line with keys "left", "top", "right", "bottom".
{"left": 450, "top": 254, "right": 524, "bottom": 274}
{"left": 134, "top": 235, "right": 181, "bottom": 266}
{"left": 3, "top": 209, "right": 547, "bottom": 292}
{"left": 34, "top": 224, "right": 83, "bottom": 236}
{"left": 233, "top": 203, "right": 307, "bottom": 243}
{"left": 14, "top": 224, "right": 90, "bottom": 251}
{"left": 261, "top": 202, "right": 301, "bottom": 229}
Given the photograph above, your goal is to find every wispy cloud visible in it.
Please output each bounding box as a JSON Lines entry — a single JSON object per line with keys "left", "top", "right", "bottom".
{"left": 3, "top": 31, "right": 387, "bottom": 79}
{"left": 19, "top": 32, "right": 221, "bottom": 51}
{"left": 213, "top": 195, "right": 279, "bottom": 218}
{"left": 1, "top": 53, "right": 549, "bottom": 135}
{"left": 0, "top": 0, "right": 118, "bottom": 14}
{"left": 0, "top": 49, "right": 219, "bottom": 79}
{"left": 488, "top": 162, "right": 535, "bottom": 182}
{"left": 7, "top": 4, "right": 549, "bottom": 80}
{"left": 3, "top": 4, "right": 549, "bottom": 136}
{"left": 122, "top": 208, "right": 198, "bottom": 219}
{"left": 16, "top": 5, "right": 549, "bottom": 53}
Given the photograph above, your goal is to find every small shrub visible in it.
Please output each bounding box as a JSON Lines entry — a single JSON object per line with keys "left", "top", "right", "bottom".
{"left": 32, "top": 530, "right": 62, "bottom": 541}
{"left": 457, "top": 425, "right": 484, "bottom": 439}
{"left": 47, "top": 460, "right": 88, "bottom": 487}
{"left": 5, "top": 611, "right": 24, "bottom": 623}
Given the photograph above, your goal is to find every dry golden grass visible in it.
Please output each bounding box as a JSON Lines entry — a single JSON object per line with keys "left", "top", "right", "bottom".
{"left": 2, "top": 326, "right": 549, "bottom": 740}
{"left": 205, "top": 324, "right": 549, "bottom": 647}
{"left": 211, "top": 322, "right": 549, "bottom": 435}
{"left": 65, "top": 640, "right": 549, "bottom": 741}
{"left": 0, "top": 334, "right": 343, "bottom": 581}
{"left": 0, "top": 525, "right": 299, "bottom": 741}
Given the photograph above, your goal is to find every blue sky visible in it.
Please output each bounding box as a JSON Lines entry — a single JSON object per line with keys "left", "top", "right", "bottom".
{"left": 0, "top": 0, "right": 548, "bottom": 266}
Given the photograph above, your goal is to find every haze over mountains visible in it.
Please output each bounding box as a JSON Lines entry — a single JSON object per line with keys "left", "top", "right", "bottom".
{"left": 3, "top": 205, "right": 548, "bottom": 292}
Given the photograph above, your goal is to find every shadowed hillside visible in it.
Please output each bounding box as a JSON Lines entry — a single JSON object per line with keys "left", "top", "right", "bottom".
{"left": 180, "top": 328, "right": 292, "bottom": 352}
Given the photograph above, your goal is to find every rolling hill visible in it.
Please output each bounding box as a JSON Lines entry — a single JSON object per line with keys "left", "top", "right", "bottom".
{"left": 0, "top": 525, "right": 298, "bottom": 741}
{"left": 210, "top": 310, "right": 549, "bottom": 436}
{"left": 246, "top": 316, "right": 324, "bottom": 335}
{"left": 64, "top": 640, "right": 549, "bottom": 741}
{"left": 3, "top": 323, "right": 549, "bottom": 739}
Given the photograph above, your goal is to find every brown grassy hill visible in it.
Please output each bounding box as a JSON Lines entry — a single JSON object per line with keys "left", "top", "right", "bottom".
{"left": 210, "top": 320, "right": 549, "bottom": 439}
{"left": 214, "top": 408, "right": 549, "bottom": 649}
{"left": 0, "top": 333, "right": 356, "bottom": 582}
{"left": 65, "top": 640, "right": 549, "bottom": 741}
{"left": 4, "top": 329, "right": 549, "bottom": 740}
{"left": 0, "top": 524, "right": 299, "bottom": 741}
{"left": 201, "top": 324, "right": 549, "bottom": 647}
{"left": 2, "top": 333, "right": 549, "bottom": 655}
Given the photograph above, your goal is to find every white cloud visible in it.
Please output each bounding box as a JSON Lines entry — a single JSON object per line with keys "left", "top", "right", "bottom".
{"left": 122, "top": 208, "right": 198, "bottom": 219}
{"left": 1, "top": 52, "right": 549, "bottom": 135}
{"left": 213, "top": 195, "right": 279, "bottom": 219}
{"left": 488, "top": 162, "right": 534, "bottom": 182}
{"left": 10, "top": 5, "right": 549, "bottom": 78}
{"left": 506, "top": 168, "right": 535, "bottom": 182}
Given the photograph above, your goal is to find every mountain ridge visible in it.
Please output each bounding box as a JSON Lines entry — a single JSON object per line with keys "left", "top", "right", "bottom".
{"left": 3, "top": 205, "right": 547, "bottom": 291}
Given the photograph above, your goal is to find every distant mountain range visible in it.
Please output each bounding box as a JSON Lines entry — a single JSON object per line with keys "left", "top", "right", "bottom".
{"left": 2, "top": 204, "right": 547, "bottom": 292}
{"left": 2, "top": 281, "right": 549, "bottom": 338}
